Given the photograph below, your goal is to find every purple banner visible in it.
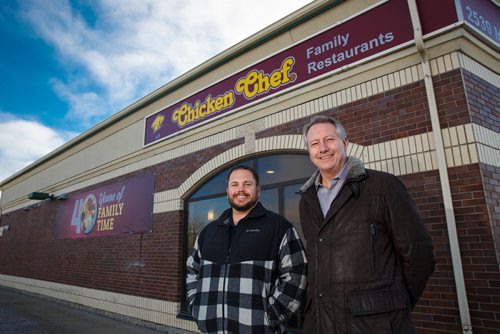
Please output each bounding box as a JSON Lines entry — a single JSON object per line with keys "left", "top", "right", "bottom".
{"left": 144, "top": 0, "right": 415, "bottom": 145}
{"left": 417, "top": 0, "right": 458, "bottom": 35}
{"left": 144, "top": 0, "right": 463, "bottom": 146}
{"left": 54, "top": 175, "right": 154, "bottom": 239}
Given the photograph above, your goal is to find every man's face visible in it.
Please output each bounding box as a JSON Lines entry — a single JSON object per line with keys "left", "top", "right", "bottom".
{"left": 306, "top": 122, "right": 348, "bottom": 177}
{"left": 227, "top": 169, "right": 260, "bottom": 212}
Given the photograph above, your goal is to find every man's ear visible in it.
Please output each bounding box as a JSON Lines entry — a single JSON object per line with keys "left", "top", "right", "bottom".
{"left": 343, "top": 138, "right": 349, "bottom": 148}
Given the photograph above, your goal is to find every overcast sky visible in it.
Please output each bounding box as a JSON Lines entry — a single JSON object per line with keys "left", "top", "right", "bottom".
{"left": 0, "top": 0, "right": 312, "bottom": 183}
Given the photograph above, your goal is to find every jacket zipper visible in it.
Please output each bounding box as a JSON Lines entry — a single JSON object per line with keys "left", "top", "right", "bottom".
{"left": 222, "top": 254, "right": 229, "bottom": 334}
{"left": 370, "top": 224, "right": 376, "bottom": 269}
{"left": 312, "top": 195, "right": 325, "bottom": 331}
{"left": 315, "top": 235, "right": 321, "bottom": 331}
{"left": 222, "top": 224, "right": 230, "bottom": 334}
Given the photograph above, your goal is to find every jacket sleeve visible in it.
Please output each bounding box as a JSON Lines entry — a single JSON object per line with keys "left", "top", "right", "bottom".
{"left": 385, "top": 176, "right": 436, "bottom": 307}
{"left": 267, "top": 227, "right": 308, "bottom": 327}
{"left": 186, "top": 237, "right": 201, "bottom": 309}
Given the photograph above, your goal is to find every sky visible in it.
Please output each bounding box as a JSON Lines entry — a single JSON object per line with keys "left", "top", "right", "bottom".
{"left": 0, "top": 0, "right": 313, "bottom": 183}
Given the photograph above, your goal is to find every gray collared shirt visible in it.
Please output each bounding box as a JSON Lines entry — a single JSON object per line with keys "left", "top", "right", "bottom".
{"left": 315, "top": 161, "right": 348, "bottom": 217}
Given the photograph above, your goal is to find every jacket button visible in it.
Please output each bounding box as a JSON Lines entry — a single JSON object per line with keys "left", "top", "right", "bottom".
{"left": 318, "top": 293, "right": 323, "bottom": 298}
{"left": 319, "top": 238, "right": 323, "bottom": 242}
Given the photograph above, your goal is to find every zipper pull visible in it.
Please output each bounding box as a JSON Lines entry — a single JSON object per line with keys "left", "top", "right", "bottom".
{"left": 370, "top": 224, "right": 376, "bottom": 237}
{"left": 369, "top": 224, "right": 376, "bottom": 269}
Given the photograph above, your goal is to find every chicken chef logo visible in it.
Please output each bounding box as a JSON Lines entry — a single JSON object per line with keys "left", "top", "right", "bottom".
{"left": 151, "top": 115, "right": 165, "bottom": 133}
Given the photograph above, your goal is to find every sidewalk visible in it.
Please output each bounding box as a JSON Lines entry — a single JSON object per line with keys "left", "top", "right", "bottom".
{"left": 0, "top": 286, "right": 193, "bottom": 334}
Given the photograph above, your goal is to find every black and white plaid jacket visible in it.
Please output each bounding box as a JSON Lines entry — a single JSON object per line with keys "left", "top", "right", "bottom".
{"left": 186, "top": 202, "right": 307, "bottom": 334}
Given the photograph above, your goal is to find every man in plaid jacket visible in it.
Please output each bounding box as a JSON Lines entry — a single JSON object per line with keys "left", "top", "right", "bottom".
{"left": 186, "top": 165, "right": 307, "bottom": 334}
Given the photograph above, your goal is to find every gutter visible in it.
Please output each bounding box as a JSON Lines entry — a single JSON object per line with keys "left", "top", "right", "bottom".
{"left": 406, "top": 1, "right": 472, "bottom": 333}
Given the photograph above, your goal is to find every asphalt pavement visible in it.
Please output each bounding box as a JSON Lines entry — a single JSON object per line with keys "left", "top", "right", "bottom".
{"left": 0, "top": 286, "right": 194, "bottom": 334}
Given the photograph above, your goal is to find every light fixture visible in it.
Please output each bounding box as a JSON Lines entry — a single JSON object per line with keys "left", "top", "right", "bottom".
{"left": 207, "top": 210, "right": 215, "bottom": 221}
{"left": 266, "top": 170, "right": 275, "bottom": 174}
{"left": 27, "top": 192, "right": 67, "bottom": 201}
{"left": 28, "top": 192, "right": 54, "bottom": 200}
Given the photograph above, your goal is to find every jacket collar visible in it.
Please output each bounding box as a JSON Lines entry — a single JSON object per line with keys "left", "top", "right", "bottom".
{"left": 300, "top": 156, "right": 366, "bottom": 193}
{"left": 217, "top": 202, "right": 266, "bottom": 226}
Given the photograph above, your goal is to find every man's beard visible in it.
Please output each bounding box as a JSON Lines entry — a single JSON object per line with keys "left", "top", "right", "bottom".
{"left": 228, "top": 193, "right": 258, "bottom": 212}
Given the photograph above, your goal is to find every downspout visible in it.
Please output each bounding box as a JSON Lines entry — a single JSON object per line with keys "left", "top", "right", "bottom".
{"left": 406, "top": 1, "right": 473, "bottom": 333}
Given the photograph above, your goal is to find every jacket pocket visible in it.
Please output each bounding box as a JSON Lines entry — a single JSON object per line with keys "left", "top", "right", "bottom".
{"left": 348, "top": 288, "right": 406, "bottom": 334}
{"left": 349, "top": 288, "right": 405, "bottom": 315}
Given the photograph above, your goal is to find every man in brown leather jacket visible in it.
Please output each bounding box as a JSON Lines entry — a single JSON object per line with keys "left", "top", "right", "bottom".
{"left": 299, "top": 115, "right": 435, "bottom": 334}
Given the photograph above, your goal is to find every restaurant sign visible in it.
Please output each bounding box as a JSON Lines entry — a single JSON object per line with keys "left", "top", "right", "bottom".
{"left": 144, "top": 0, "right": 416, "bottom": 146}
{"left": 144, "top": 0, "right": 497, "bottom": 146}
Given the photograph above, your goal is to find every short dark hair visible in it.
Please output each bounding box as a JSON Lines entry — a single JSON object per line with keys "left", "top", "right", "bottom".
{"left": 226, "top": 165, "right": 259, "bottom": 186}
{"left": 302, "top": 115, "right": 347, "bottom": 145}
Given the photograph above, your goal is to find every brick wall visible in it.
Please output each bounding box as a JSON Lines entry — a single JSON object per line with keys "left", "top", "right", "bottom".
{"left": 463, "top": 69, "right": 499, "bottom": 132}
{"left": 256, "top": 80, "right": 433, "bottom": 143}
{"left": 0, "top": 195, "right": 183, "bottom": 301}
{"left": 481, "top": 163, "right": 500, "bottom": 264}
{"left": 257, "top": 68, "right": 469, "bottom": 146}
{"left": 406, "top": 163, "right": 500, "bottom": 334}
{"left": 405, "top": 170, "right": 462, "bottom": 333}
{"left": 450, "top": 164, "right": 500, "bottom": 333}
{"left": 464, "top": 68, "right": 500, "bottom": 268}
{"left": 434, "top": 69, "right": 471, "bottom": 128}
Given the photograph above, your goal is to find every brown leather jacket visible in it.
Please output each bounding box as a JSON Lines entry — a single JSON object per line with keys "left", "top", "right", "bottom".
{"left": 299, "top": 157, "right": 435, "bottom": 334}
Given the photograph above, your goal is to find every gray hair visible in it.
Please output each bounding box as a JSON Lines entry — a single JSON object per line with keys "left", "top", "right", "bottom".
{"left": 302, "top": 115, "right": 347, "bottom": 145}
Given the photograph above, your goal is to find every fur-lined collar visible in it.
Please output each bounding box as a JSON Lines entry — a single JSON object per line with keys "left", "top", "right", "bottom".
{"left": 300, "top": 156, "right": 366, "bottom": 192}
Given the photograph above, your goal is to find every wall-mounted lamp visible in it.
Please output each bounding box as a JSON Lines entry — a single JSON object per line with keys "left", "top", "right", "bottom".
{"left": 28, "top": 192, "right": 54, "bottom": 200}
{"left": 28, "top": 192, "right": 67, "bottom": 201}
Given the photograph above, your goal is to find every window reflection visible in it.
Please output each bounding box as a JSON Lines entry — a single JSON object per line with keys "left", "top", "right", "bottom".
{"left": 187, "top": 197, "right": 227, "bottom": 253}
{"left": 260, "top": 188, "right": 279, "bottom": 214}
{"left": 284, "top": 183, "right": 305, "bottom": 242}
{"left": 190, "top": 154, "right": 315, "bottom": 200}
{"left": 257, "top": 155, "right": 315, "bottom": 186}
